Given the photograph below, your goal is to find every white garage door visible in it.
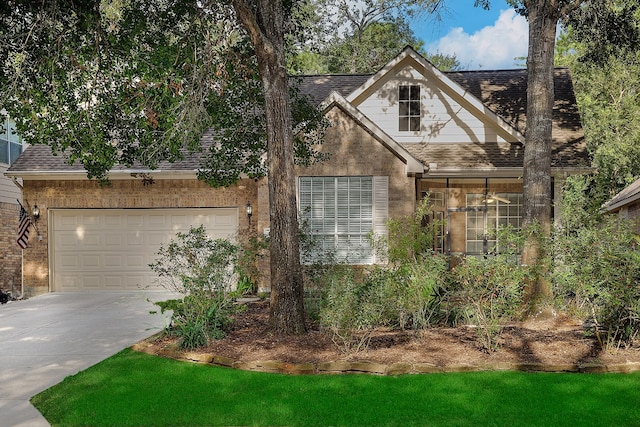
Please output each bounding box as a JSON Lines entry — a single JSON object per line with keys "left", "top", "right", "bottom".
{"left": 50, "top": 208, "right": 238, "bottom": 292}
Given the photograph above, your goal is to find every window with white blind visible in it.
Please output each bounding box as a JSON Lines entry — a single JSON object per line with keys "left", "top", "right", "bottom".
{"left": 299, "top": 176, "right": 388, "bottom": 264}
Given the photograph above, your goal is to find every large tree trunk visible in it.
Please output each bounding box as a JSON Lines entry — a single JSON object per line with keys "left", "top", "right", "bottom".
{"left": 233, "top": 0, "right": 306, "bottom": 334}
{"left": 521, "top": 1, "right": 558, "bottom": 302}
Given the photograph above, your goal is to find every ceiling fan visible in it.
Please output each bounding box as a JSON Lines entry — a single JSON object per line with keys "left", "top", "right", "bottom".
{"left": 483, "top": 193, "right": 511, "bottom": 204}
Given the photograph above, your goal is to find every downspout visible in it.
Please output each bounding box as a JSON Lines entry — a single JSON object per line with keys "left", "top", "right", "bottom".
{"left": 11, "top": 177, "right": 24, "bottom": 299}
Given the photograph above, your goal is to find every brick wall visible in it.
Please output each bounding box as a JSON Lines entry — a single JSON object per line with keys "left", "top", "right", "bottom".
{"left": 296, "top": 106, "right": 416, "bottom": 219}
{"left": 0, "top": 202, "right": 22, "bottom": 296}
{"left": 21, "top": 177, "right": 264, "bottom": 296}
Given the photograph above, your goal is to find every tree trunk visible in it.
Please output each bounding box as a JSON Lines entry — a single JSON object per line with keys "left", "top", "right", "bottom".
{"left": 521, "top": 1, "right": 558, "bottom": 302}
{"left": 232, "top": 0, "right": 306, "bottom": 334}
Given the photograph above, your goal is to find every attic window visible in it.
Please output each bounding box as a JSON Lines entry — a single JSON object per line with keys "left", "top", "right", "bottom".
{"left": 399, "top": 85, "right": 421, "bottom": 131}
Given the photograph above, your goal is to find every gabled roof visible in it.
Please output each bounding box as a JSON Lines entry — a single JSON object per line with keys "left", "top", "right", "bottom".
{"left": 298, "top": 50, "right": 587, "bottom": 172}
{"left": 6, "top": 47, "right": 589, "bottom": 178}
{"left": 320, "top": 91, "right": 424, "bottom": 175}
{"left": 603, "top": 178, "right": 640, "bottom": 212}
{"left": 346, "top": 46, "right": 525, "bottom": 144}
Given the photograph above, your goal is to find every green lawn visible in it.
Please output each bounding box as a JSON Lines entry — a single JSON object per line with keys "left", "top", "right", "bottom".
{"left": 32, "top": 349, "right": 640, "bottom": 427}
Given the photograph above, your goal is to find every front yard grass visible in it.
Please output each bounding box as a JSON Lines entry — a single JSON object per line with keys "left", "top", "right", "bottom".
{"left": 32, "top": 348, "right": 640, "bottom": 427}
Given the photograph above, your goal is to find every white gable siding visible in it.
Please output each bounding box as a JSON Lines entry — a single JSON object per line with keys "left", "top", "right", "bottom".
{"left": 355, "top": 65, "right": 512, "bottom": 145}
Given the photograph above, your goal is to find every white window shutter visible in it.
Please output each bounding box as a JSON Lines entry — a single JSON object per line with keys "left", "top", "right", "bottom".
{"left": 373, "top": 176, "right": 388, "bottom": 238}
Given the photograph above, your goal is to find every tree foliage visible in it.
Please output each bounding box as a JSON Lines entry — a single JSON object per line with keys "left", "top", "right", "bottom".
{"left": 1, "top": 0, "right": 328, "bottom": 333}
{"left": 286, "top": 0, "right": 460, "bottom": 74}
{"left": 0, "top": 0, "right": 325, "bottom": 185}
{"left": 556, "top": 1, "right": 640, "bottom": 206}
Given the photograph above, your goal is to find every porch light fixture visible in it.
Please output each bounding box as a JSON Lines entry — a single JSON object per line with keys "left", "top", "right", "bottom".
{"left": 32, "top": 205, "right": 40, "bottom": 221}
{"left": 246, "top": 202, "right": 252, "bottom": 223}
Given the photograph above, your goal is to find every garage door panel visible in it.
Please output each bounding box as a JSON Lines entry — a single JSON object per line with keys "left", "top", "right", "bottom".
{"left": 147, "top": 232, "right": 169, "bottom": 246}
{"left": 105, "top": 235, "right": 122, "bottom": 246}
{"left": 105, "top": 215, "right": 123, "bottom": 226}
{"left": 59, "top": 254, "right": 80, "bottom": 268}
{"left": 148, "top": 214, "right": 169, "bottom": 226}
{"left": 104, "top": 255, "right": 123, "bottom": 268}
{"left": 83, "top": 255, "right": 101, "bottom": 268}
{"left": 127, "top": 234, "right": 144, "bottom": 246}
{"left": 51, "top": 208, "right": 238, "bottom": 292}
{"left": 88, "top": 235, "right": 103, "bottom": 248}
{"left": 82, "top": 276, "right": 103, "bottom": 289}
{"left": 104, "top": 276, "right": 123, "bottom": 288}
{"left": 127, "top": 255, "right": 145, "bottom": 268}
{"left": 126, "top": 215, "right": 144, "bottom": 227}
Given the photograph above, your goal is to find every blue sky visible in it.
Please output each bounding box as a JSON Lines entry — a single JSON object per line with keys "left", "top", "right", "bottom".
{"left": 409, "top": 1, "right": 529, "bottom": 70}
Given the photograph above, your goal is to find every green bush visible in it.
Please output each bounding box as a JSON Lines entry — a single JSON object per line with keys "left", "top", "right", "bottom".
{"left": 236, "top": 231, "right": 270, "bottom": 295}
{"left": 447, "top": 228, "right": 530, "bottom": 352}
{"left": 316, "top": 198, "right": 449, "bottom": 353}
{"left": 553, "top": 217, "right": 640, "bottom": 349}
{"left": 149, "top": 225, "right": 240, "bottom": 349}
{"left": 318, "top": 267, "right": 384, "bottom": 353}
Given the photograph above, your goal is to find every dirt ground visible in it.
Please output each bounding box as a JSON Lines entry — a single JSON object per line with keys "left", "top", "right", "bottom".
{"left": 145, "top": 299, "right": 640, "bottom": 371}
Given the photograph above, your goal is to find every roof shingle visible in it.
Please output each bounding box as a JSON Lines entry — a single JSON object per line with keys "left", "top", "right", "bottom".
{"left": 7, "top": 67, "right": 588, "bottom": 175}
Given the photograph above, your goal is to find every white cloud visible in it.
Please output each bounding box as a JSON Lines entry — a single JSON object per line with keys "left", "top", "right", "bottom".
{"left": 427, "top": 9, "right": 528, "bottom": 70}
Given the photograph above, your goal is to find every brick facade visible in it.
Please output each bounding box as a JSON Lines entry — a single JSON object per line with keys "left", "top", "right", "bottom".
{"left": 21, "top": 177, "right": 264, "bottom": 296}
{"left": 0, "top": 202, "right": 22, "bottom": 296}
{"left": 17, "top": 107, "right": 420, "bottom": 297}
{"left": 296, "top": 106, "right": 417, "bottom": 220}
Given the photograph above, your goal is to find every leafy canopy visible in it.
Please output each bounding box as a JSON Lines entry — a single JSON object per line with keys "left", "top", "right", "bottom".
{"left": 0, "top": 0, "right": 326, "bottom": 185}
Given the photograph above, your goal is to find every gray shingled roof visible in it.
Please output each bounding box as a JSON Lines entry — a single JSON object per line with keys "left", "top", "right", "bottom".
{"left": 8, "top": 68, "right": 588, "bottom": 175}
{"left": 7, "top": 143, "right": 207, "bottom": 173}
{"left": 297, "top": 68, "right": 587, "bottom": 170}
{"left": 603, "top": 177, "right": 640, "bottom": 212}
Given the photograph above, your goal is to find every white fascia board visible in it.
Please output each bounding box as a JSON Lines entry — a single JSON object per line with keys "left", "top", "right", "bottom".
{"left": 424, "top": 167, "right": 524, "bottom": 178}
{"left": 321, "top": 91, "right": 425, "bottom": 175}
{"left": 425, "top": 166, "right": 594, "bottom": 179}
{"left": 346, "top": 46, "right": 526, "bottom": 145}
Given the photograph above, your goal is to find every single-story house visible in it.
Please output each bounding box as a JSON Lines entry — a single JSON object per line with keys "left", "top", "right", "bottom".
{"left": 5, "top": 47, "right": 589, "bottom": 297}
{"left": 603, "top": 178, "right": 640, "bottom": 232}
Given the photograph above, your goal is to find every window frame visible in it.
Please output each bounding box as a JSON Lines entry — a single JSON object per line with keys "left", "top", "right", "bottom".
{"left": 398, "top": 84, "right": 421, "bottom": 132}
{"left": 298, "top": 176, "right": 387, "bottom": 265}
{"left": 465, "top": 193, "right": 523, "bottom": 255}
{"left": 0, "top": 116, "right": 24, "bottom": 165}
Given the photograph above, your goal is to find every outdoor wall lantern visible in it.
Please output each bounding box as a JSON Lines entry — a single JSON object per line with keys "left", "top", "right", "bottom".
{"left": 246, "top": 202, "right": 253, "bottom": 223}
{"left": 32, "top": 205, "right": 40, "bottom": 222}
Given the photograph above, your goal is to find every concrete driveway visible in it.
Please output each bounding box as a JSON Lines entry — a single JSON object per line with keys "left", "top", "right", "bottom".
{"left": 0, "top": 292, "right": 173, "bottom": 427}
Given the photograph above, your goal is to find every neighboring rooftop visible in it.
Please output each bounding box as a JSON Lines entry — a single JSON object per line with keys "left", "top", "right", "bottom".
{"left": 603, "top": 177, "right": 640, "bottom": 212}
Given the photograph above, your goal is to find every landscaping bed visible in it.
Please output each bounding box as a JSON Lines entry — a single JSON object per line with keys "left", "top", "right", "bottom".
{"left": 135, "top": 299, "right": 640, "bottom": 374}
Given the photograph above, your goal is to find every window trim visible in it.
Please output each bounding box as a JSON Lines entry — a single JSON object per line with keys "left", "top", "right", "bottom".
{"left": 398, "top": 84, "right": 421, "bottom": 132}
{"left": 298, "top": 176, "right": 388, "bottom": 265}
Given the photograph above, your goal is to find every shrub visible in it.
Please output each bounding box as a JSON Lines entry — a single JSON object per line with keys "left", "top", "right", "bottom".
{"left": 553, "top": 217, "right": 640, "bottom": 349}
{"left": 447, "top": 228, "right": 530, "bottom": 352}
{"left": 318, "top": 267, "right": 385, "bottom": 353}
{"left": 235, "top": 230, "right": 270, "bottom": 295}
{"left": 317, "top": 197, "right": 449, "bottom": 352}
{"left": 149, "top": 225, "right": 240, "bottom": 349}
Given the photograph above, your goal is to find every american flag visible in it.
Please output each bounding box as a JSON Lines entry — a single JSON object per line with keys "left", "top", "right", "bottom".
{"left": 17, "top": 205, "right": 31, "bottom": 249}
